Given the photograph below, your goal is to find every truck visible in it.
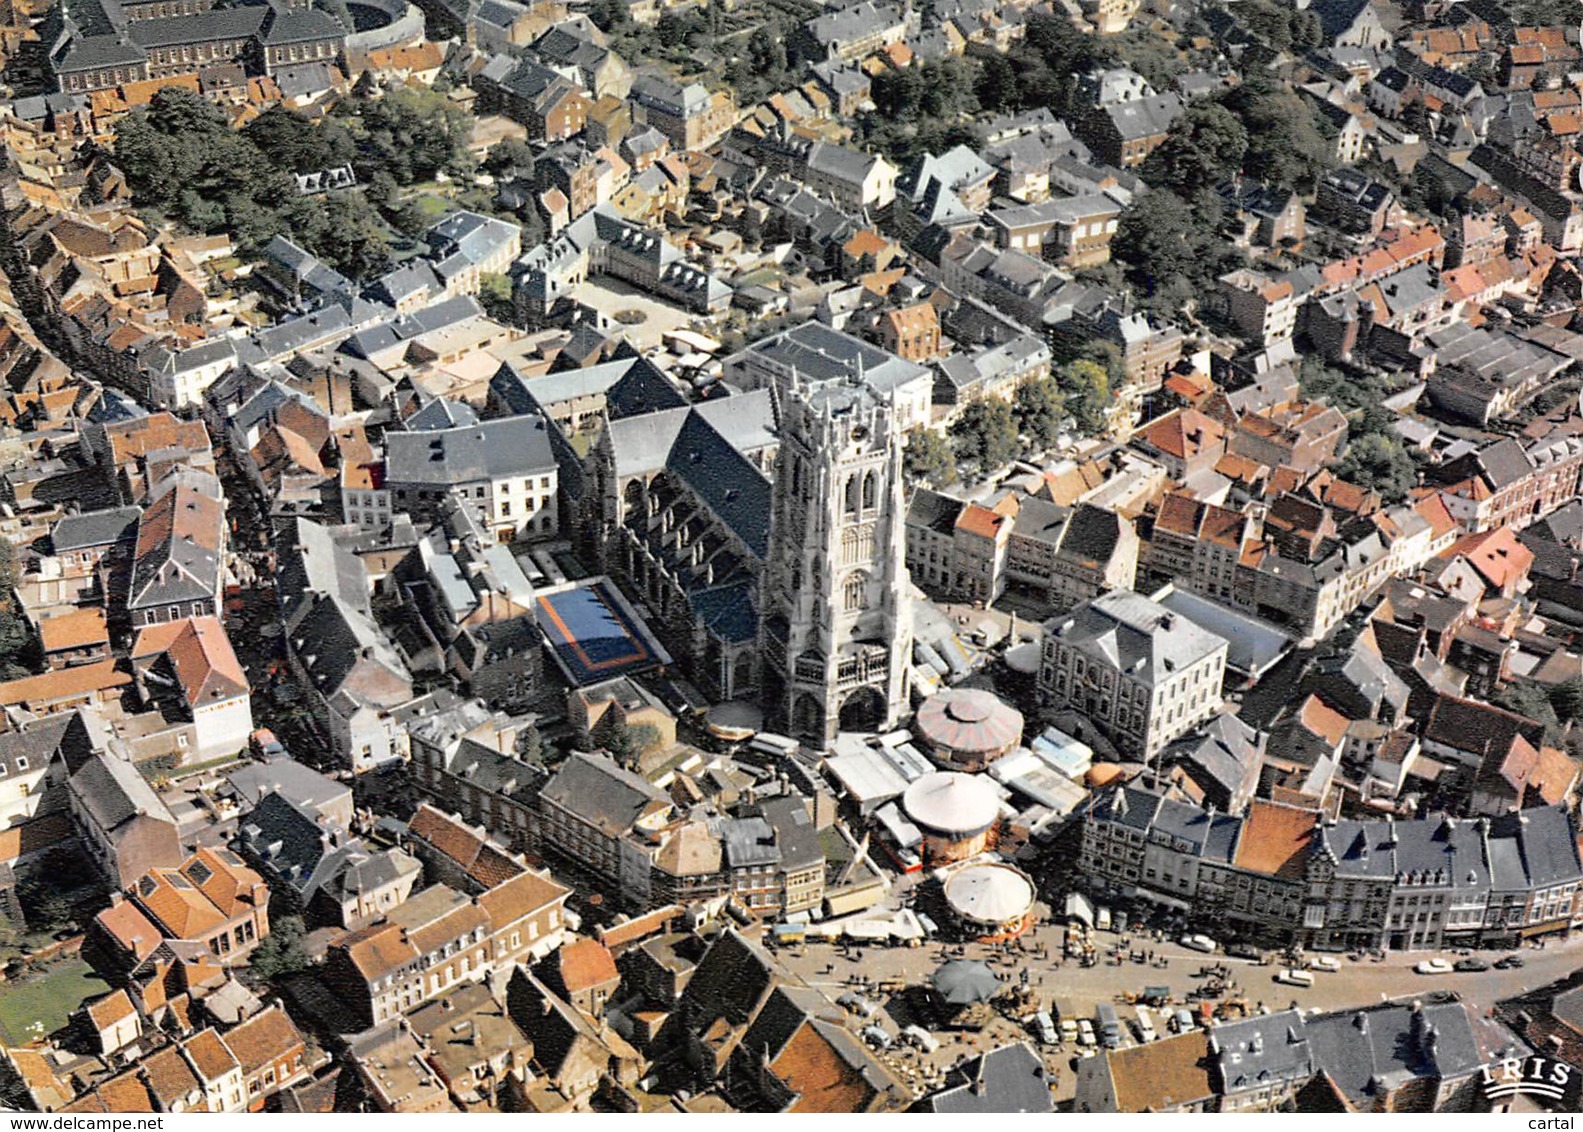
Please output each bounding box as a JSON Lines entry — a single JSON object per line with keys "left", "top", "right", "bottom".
{"left": 1095, "top": 1002, "right": 1121, "bottom": 1049}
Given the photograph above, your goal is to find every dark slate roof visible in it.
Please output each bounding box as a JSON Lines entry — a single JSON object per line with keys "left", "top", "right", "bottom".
{"left": 464, "top": 614, "right": 545, "bottom": 664}
{"left": 51, "top": 505, "right": 141, "bottom": 554}
{"left": 259, "top": 4, "right": 344, "bottom": 44}
{"left": 721, "top": 816, "right": 780, "bottom": 869}
{"left": 493, "top": 356, "right": 685, "bottom": 421}
{"left": 1087, "top": 784, "right": 1241, "bottom": 862}
{"left": 758, "top": 796, "right": 823, "bottom": 873}
{"left": 1321, "top": 813, "right": 1490, "bottom": 886}
{"left": 1486, "top": 806, "right": 1582, "bottom": 891}
{"left": 666, "top": 410, "right": 771, "bottom": 559}
{"left": 1303, "top": 1002, "right": 1482, "bottom": 1106}
{"left": 127, "top": 6, "right": 267, "bottom": 48}
{"left": 404, "top": 397, "right": 480, "bottom": 432}
{"left": 277, "top": 516, "right": 370, "bottom": 613}
{"left": 1211, "top": 1011, "right": 1314, "bottom": 1094}
{"left": 237, "top": 791, "right": 332, "bottom": 893}
{"left": 1164, "top": 713, "right": 1262, "bottom": 799}
{"left": 920, "top": 1042, "right": 1053, "bottom": 1113}
{"left": 1102, "top": 93, "right": 1183, "bottom": 140}
{"left": 689, "top": 579, "right": 758, "bottom": 644}
{"left": 1310, "top": 0, "right": 1373, "bottom": 40}
{"left": 1530, "top": 499, "right": 1583, "bottom": 547}
{"left": 70, "top": 752, "right": 175, "bottom": 832}
{"left": 678, "top": 927, "right": 776, "bottom": 1028}
{"left": 385, "top": 414, "right": 557, "bottom": 485}
{"left": 907, "top": 488, "right": 964, "bottom": 536}
{"left": 225, "top": 757, "right": 347, "bottom": 816}
{"left": 1056, "top": 503, "right": 1125, "bottom": 568}
{"left": 0, "top": 713, "right": 76, "bottom": 779}
{"left": 1010, "top": 496, "right": 1069, "bottom": 544}
{"left": 539, "top": 751, "right": 668, "bottom": 836}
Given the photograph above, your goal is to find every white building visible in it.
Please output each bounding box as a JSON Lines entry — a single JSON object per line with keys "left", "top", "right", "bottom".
{"left": 1039, "top": 589, "right": 1229, "bottom": 758}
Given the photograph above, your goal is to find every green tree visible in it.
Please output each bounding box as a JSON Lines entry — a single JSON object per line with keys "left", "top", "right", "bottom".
{"left": 1333, "top": 431, "right": 1417, "bottom": 503}
{"left": 356, "top": 88, "right": 469, "bottom": 185}
{"left": 976, "top": 54, "right": 1018, "bottom": 113}
{"left": 18, "top": 882, "right": 74, "bottom": 934}
{"left": 247, "top": 915, "right": 309, "bottom": 981}
{"left": 1223, "top": 77, "right": 1333, "bottom": 191}
{"left": 1547, "top": 676, "right": 1583, "bottom": 725}
{"left": 656, "top": 10, "right": 688, "bottom": 46}
{"left": 484, "top": 138, "right": 535, "bottom": 179}
{"left": 242, "top": 106, "right": 355, "bottom": 174}
{"left": 1014, "top": 376, "right": 1065, "bottom": 450}
{"left": 1494, "top": 682, "right": 1562, "bottom": 746}
{"left": 315, "top": 193, "right": 392, "bottom": 281}
{"left": 604, "top": 721, "right": 662, "bottom": 767}
{"left": 0, "top": 535, "right": 34, "bottom": 680}
{"left": 0, "top": 917, "right": 21, "bottom": 964}
{"left": 478, "top": 272, "right": 516, "bottom": 325}
{"left": 1142, "top": 104, "right": 1249, "bottom": 195}
{"left": 1059, "top": 359, "right": 1112, "bottom": 436}
{"left": 904, "top": 427, "right": 957, "bottom": 486}
{"left": 1114, "top": 189, "right": 1198, "bottom": 286}
{"left": 514, "top": 721, "right": 543, "bottom": 763}
{"left": 950, "top": 398, "right": 1019, "bottom": 475}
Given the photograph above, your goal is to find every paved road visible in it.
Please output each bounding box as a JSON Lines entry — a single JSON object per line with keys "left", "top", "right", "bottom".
{"left": 775, "top": 917, "right": 1583, "bottom": 1104}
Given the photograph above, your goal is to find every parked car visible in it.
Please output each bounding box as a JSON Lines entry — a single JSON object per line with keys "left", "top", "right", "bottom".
{"left": 903, "top": 1024, "right": 940, "bottom": 1053}
{"left": 1226, "top": 942, "right": 1261, "bottom": 960}
{"left": 1306, "top": 956, "right": 1341, "bottom": 973}
{"left": 1414, "top": 958, "right": 1453, "bottom": 975}
{"left": 837, "top": 992, "right": 877, "bottom": 1019}
{"left": 1274, "top": 968, "right": 1315, "bottom": 988}
{"left": 1180, "top": 934, "right": 1218, "bottom": 953}
{"left": 1453, "top": 957, "right": 1490, "bottom": 972}
{"left": 862, "top": 1024, "right": 893, "bottom": 1049}
{"left": 1031, "top": 1011, "right": 1058, "bottom": 1045}
{"left": 1172, "top": 1008, "right": 1195, "bottom": 1033}
{"left": 1494, "top": 954, "right": 1525, "bottom": 970}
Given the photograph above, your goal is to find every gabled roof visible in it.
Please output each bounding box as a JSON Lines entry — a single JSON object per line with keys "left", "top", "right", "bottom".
{"left": 1233, "top": 801, "right": 1318, "bottom": 880}
{"left": 129, "top": 477, "right": 224, "bottom": 612}
{"left": 1108, "top": 1031, "right": 1214, "bottom": 1111}
{"left": 70, "top": 751, "right": 176, "bottom": 834}
{"left": 539, "top": 751, "right": 669, "bottom": 837}
{"left": 556, "top": 937, "right": 619, "bottom": 993}
{"left": 920, "top": 1042, "right": 1053, "bottom": 1113}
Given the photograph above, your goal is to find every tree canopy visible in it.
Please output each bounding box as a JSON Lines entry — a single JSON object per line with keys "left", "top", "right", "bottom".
{"left": 950, "top": 398, "right": 1020, "bottom": 475}
{"left": 905, "top": 427, "right": 958, "bottom": 487}
{"left": 113, "top": 87, "right": 470, "bottom": 279}
{"left": 1142, "top": 104, "right": 1248, "bottom": 196}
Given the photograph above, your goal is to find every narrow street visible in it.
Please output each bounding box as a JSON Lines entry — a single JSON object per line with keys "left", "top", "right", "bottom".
{"left": 212, "top": 439, "right": 329, "bottom": 772}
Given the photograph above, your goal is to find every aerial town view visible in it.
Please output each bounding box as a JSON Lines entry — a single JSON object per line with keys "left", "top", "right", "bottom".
{"left": 0, "top": 0, "right": 1580, "bottom": 1116}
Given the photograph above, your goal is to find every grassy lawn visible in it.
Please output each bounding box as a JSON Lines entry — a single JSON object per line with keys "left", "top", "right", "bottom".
{"left": 411, "top": 193, "right": 453, "bottom": 222}
{"left": 0, "top": 959, "right": 108, "bottom": 1045}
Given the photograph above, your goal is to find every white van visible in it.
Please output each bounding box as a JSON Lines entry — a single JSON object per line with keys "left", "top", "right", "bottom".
{"left": 1031, "top": 1011, "right": 1058, "bottom": 1045}
{"left": 1307, "top": 956, "right": 1341, "bottom": 973}
{"left": 1274, "top": 968, "right": 1315, "bottom": 988}
{"left": 1134, "top": 1006, "right": 1157, "bottom": 1044}
{"left": 904, "top": 1024, "right": 941, "bottom": 1053}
